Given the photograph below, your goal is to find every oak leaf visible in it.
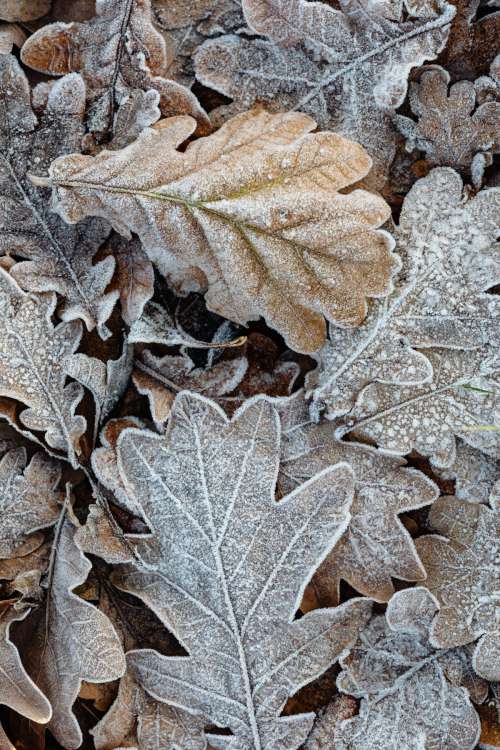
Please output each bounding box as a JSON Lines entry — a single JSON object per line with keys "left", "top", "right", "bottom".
{"left": 436, "top": 440, "right": 500, "bottom": 504}
{"left": 17, "top": 514, "right": 126, "bottom": 749}
{"left": 277, "top": 391, "right": 438, "bottom": 603}
{"left": 336, "top": 587, "right": 484, "bottom": 749}
{"left": 0, "top": 268, "right": 94, "bottom": 466}
{"left": 0, "top": 600, "right": 52, "bottom": 724}
{"left": 43, "top": 108, "right": 397, "bottom": 353}
{"left": 415, "top": 495, "right": 500, "bottom": 681}
{"left": 0, "top": 447, "right": 62, "bottom": 559}
{"left": 108, "top": 391, "right": 372, "bottom": 749}
{"left": 194, "top": 0, "right": 455, "bottom": 186}
{"left": 395, "top": 66, "right": 500, "bottom": 185}
{"left": 437, "top": 0, "right": 500, "bottom": 81}
{"left": 20, "top": 0, "right": 209, "bottom": 140}
{"left": 0, "top": 55, "right": 116, "bottom": 337}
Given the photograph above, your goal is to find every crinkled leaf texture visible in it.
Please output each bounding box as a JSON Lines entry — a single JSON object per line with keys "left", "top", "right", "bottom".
{"left": 336, "top": 587, "right": 483, "bottom": 749}
{"left": 277, "top": 391, "right": 438, "bottom": 604}
{"left": 0, "top": 268, "right": 90, "bottom": 466}
{"left": 309, "top": 167, "right": 500, "bottom": 467}
{"left": 195, "top": 0, "right": 455, "bottom": 186}
{"left": 20, "top": 0, "right": 209, "bottom": 139}
{"left": 108, "top": 391, "right": 372, "bottom": 750}
{"left": 18, "top": 516, "right": 126, "bottom": 750}
{"left": 0, "top": 55, "right": 116, "bottom": 337}
{"left": 416, "top": 495, "right": 500, "bottom": 682}
{"left": 44, "top": 108, "right": 398, "bottom": 354}
{"left": 0, "top": 447, "right": 62, "bottom": 558}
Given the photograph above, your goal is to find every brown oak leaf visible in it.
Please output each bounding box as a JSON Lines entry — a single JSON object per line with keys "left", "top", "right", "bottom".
{"left": 42, "top": 108, "right": 397, "bottom": 353}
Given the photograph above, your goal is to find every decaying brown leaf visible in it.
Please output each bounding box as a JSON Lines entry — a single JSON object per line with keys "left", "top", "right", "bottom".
{"left": 416, "top": 495, "right": 499, "bottom": 681}
{"left": 41, "top": 108, "right": 397, "bottom": 353}
{"left": 0, "top": 0, "right": 50, "bottom": 22}
{"left": 20, "top": 0, "right": 210, "bottom": 140}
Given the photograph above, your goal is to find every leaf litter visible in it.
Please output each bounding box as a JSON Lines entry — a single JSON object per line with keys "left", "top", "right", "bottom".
{"left": 0, "top": 0, "right": 497, "bottom": 747}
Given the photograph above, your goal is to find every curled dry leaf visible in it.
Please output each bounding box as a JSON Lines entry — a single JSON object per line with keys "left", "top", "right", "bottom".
{"left": 108, "top": 392, "right": 372, "bottom": 749}
{"left": 0, "top": 23, "right": 26, "bottom": 54}
{"left": 0, "top": 56, "right": 116, "bottom": 337}
{"left": 309, "top": 167, "right": 500, "bottom": 467}
{"left": 17, "top": 515, "right": 126, "bottom": 750}
{"left": 0, "top": 269, "right": 93, "bottom": 466}
{"left": 301, "top": 695, "right": 358, "bottom": 750}
{"left": 43, "top": 108, "right": 397, "bottom": 353}
{"left": 336, "top": 587, "right": 484, "bottom": 749}
{"left": 109, "top": 235, "right": 155, "bottom": 327}
{"left": 395, "top": 66, "right": 500, "bottom": 184}
{"left": 277, "top": 391, "right": 439, "bottom": 604}
{"left": 416, "top": 495, "right": 500, "bottom": 681}
{"left": 0, "top": 600, "right": 52, "bottom": 724}
{"left": 194, "top": 0, "right": 455, "bottom": 186}
{"left": 0, "top": 447, "right": 62, "bottom": 559}
{"left": 20, "top": 0, "right": 209, "bottom": 139}
{"left": 437, "top": 0, "right": 500, "bottom": 81}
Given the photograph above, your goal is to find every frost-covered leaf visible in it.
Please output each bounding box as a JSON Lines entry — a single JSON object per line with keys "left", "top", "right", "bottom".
{"left": 20, "top": 0, "right": 209, "bottom": 140}
{"left": 108, "top": 391, "right": 372, "bottom": 749}
{"left": 436, "top": 440, "right": 500, "bottom": 504}
{"left": 0, "top": 447, "right": 62, "bottom": 558}
{"left": 18, "top": 515, "right": 126, "bottom": 749}
{"left": 336, "top": 587, "right": 483, "bottom": 749}
{"left": 277, "top": 391, "right": 438, "bottom": 603}
{"left": 309, "top": 167, "right": 500, "bottom": 422}
{"left": 0, "top": 0, "right": 50, "bottom": 22}
{"left": 416, "top": 495, "right": 499, "bottom": 681}
{"left": 301, "top": 694, "right": 357, "bottom": 750}
{"left": 0, "top": 600, "right": 52, "bottom": 723}
{"left": 92, "top": 671, "right": 208, "bottom": 750}
{"left": 194, "top": 0, "right": 455, "bottom": 186}
{"left": 0, "top": 55, "right": 117, "bottom": 337}
{"left": 395, "top": 66, "right": 499, "bottom": 183}
{"left": 44, "top": 108, "right": 396, "bottom": 354}
{"left": 0, "top": 22, "right": 26, "bottom": 54}
{"left": 0, "top": 269, "right": 93, "bottom": 466}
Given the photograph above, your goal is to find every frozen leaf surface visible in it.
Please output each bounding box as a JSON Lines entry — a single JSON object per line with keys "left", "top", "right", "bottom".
{"left": 416, "top": 495, "right": 500, "bottom": 681}
{"left": 395, "top": 66, "right": 500, "bottom": 181}
{"left": 194, "top": 0, "right": 455, "bottom": 186}
{"left": 110, "top": 235, "right": 155, "bottom": 326}
{"left": 0, "top": 55, "right": 116, "bottom": 336}
{"left": 336, "top": 587, "right": 483, "bottom": 749}
{"left": 436, "top": 440, "right": 500, "bottom": 504}
{"left": 92, "top": 671, "right": 207, "bottom": 750}
{"left": 437, "top": 0, "right": 500, "bottom": 81}
{"left": 309, "top": 167, "right": 500, "bottom": 421}
{"left": 20, "top": 0, "right": 209, "bottom": 139}
{"left": 0, "top": 269, "right": 93, "bottom": 466}
{"left": 19, "top": 515, "right": 126, "bottom": 749}
{"left": 110, "top": 391, "right": 372, "bottom": 749}
{"left": 44, "top": 108, "right": 396, "bottom": 353}
{"left": 0, "top": 447, "right": 62, "bottom": 558}
{"left": 277, "top": 391, "right": 438, "bottom": 603}
{"left": 0, "top": 601, "right": 52, "bottom": 723}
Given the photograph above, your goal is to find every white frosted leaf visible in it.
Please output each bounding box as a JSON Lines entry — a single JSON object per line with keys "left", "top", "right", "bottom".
{"left": 0, "top": 269, "right": 91, "bottom": 466}
{"left": 44, "top": 108, "right": 397, "bottom": 354}
{"left": 416, "top": 496, "right": 499, "bottom": 680}
{"left": 276, "top": 391, "right": 438, "bottom": 603}
{"left": 19, "top": 516, "right": 126, "bottom": 749}
{"left": 436, "top": 440, "right": 499, "bottom": 504}
{"left": 0, "top": 447, "right": 62, "bottom": 558}
{"left": 0, "top": 56, "right": 116, "bottom": 337}
{"left": 108, "top": 392, "right": 371, "bottom": 749}
{"left": 309, "top": 168, "right": 500, "bottom": 422}
{"left": 336, "top": 588, "right": 483, "bottom": 749}
{"left": 195, "top": 0, "right": 455, "bottom": 187}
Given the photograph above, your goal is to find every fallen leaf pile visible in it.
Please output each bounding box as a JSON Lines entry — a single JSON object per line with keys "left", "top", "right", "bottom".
{"left": 0, "top": 1, "right": 497, "bottom": 748}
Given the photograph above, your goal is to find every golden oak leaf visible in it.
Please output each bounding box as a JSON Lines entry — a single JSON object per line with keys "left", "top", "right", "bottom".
{"left": 39, "top": 109, "right": 397, "bottom": 353}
